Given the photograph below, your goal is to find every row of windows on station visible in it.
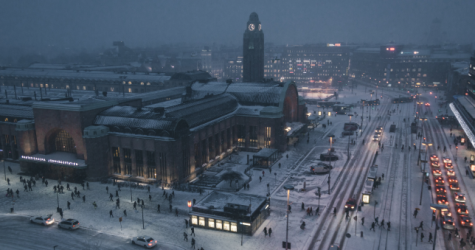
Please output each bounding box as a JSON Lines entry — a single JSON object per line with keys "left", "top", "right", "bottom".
{"left": 191, "top": 216, "right": 238, "bottom": 232}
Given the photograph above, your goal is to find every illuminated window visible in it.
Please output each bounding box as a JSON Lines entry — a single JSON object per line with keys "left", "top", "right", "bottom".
{"left": 216, "top": 220, "right": 222, "bottom": 229}
{"left": 83, "top": 86, "right": 86, "bottom": 90}
{"left": 231, "top": 222, "right": 237, "bottom": 232}
{"left": 265, "top": 127, "right": 271, "bottom": 148}
{"left": 40, "top": 84, "right": 43, "bottom": 88}
{"left": 4, "top": 118, "right": 8, "bottom": 122}
{"left": 223, "top": 221, "right": 230, "bottom": 231}
{"left": 147, "top": 82, "right": 151, "bottom": 86}
{"left": 128, "top": 88, "right": 132, "bottom": 93}
{"left": 140, "top": 82, "right": 144, "bottom": 85}
{"left": 191, "top": 216, "right": 198, "bottom": 225}
{"left": 45, "top": 84, "right": 48, "bottom": 88}
{"left": 128, "top": 81, "right": 132, "bottom": 85}
{"left": 208, "top": 218, "right": 215, "bottom": 228}
{"left": 199, "top": 217, "right": 205, "bottom": 226}
{"left": 54, "top": 130, "right": 76, "bottom": 154}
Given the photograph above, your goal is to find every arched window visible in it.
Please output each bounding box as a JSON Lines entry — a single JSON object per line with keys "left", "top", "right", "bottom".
{"left": 54, "top": 130, "right": 76, "bottom": 153}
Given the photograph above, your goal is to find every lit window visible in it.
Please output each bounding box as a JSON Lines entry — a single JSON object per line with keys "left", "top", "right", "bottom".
{"left": 223, "top": 221, "right": 230, "bottom": 231}
{"left": 199, "top": 217, "right": 205, "bottom": 226}
{"left": 231, "top": 222, "right": 238, "bottom": 232}
{"left": 208, "top": 218, "right": 215, "bottom": 228}
{"left": 147, "top": 82, "right": 151, "bottom": 86}
{"left": 140, "top": 82, "right": 144, "bottom": 85}
{"left": 191, "top": 216, "right": 198, "bottom": 225}
{"left": 83, "top": 86, "right": 86, "bottom": 90}
{"left": 128, "top": 81, "right": 132, "bottom": 85}
{"left": 128, "top": 88, "right": 132, "bottom": 93}
{"left": 216, "top": 220, "right": 222, "bottom": 229}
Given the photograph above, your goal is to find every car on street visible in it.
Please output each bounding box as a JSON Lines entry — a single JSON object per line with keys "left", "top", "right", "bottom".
{"left": 443, "top": 158, "right": 452, "bottom": 164}
{"left": 375, "top": 127, "right": 383, "bottom": 133}
{"left": 447, "top": 170, "right": 455, "bottom": 176}
{"left": 329, "top": 243, "right": 340, "bottom": 250}
{"left": 454, "top": 193, "right": 466, "bottom": 203}
{"left": 431, "top": 161, "right": 440, "bottom": 168}
{"left": 425, "top": 103, "right": 431, "bottom": 107}
{"left": 132, "top": 236, "right": 157, "bottom": 248}
{"left": 442, "top": 215, "right": 455, "bottom": 230}
{"left": 30, "top": 215, "right": 54, "bottom": 226}
{"left": 58, "top": 219, "right": 80, "bottom": 230}
{"left": 448, "top": 176, "right": 458, "bottom": 183}
{"left": 456, "top": 204, "right": 469, "bottom": 215}
{"left": 435, "top": 185, "right": 447, "bottom": 194}
{"left": 436, "top": 195, "right": 449, "bottom": 205}
{"left": 345, "top": 198, "right": 357, "bottom": 211}
{"left": 372, "top": 135, "right": 380, "bottom": 141}
{"left": 449, "top": 183, "right": 460, "bottom": 191}
{"left": 435, "top": 176, "right": 444, "bottom": 184}
{"left": 459, "top": 215, "right": 473, "bottom": 227}
{"left": 432, "top": 169, "right": 442, "bottom": 176}
{"left": 445, "top": 163, "right": 454, "bottom": 169}
{"left": 430, "top": 155, "right": 439, "bottom": 161}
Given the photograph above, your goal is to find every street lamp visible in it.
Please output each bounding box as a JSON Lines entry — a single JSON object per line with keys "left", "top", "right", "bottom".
{"left": 188, "top": 200, "right": 192, "bottom": 213}
{"left": 284, "top": 185, "right": 294, "bottom": 250}
{"left": 430, "top": 203, "right": 448, "bottom": 250}
{"left": 418, "top": 117, "right": 428, "bottom": 166}
{"left": 327, "top": 134, "right": 335, "bottom": 169}
{"left": 348, "top": 114, "right": 353, "bottom": 122}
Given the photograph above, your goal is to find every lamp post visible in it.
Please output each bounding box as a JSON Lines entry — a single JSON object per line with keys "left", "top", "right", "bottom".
{"left": 418, "top": 117, "right": 428, "bottom": 166}
{"left": 430, "top": 204, "right": 448, "bottom": 250}
{"left": 188, "top": 200, "right": 192, "bottom": 213}
{"left": 130, "top": 177, "right": 133, "bottom": 202}
{"left": 284, "top": 185, "right": 294, "bottom": 250}
{"left": 328, "top": 134, "right": 335, "bottom": 169}
{"left": 3, "top": 160, "right": 5, "bottom": 181}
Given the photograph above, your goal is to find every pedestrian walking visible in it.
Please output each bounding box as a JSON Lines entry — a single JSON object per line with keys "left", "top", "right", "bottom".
{"left": 419, "top": 221, "right": 424, "bottom": 230}
{"left": 259, "top": 176, "right": 262, "bottom": 182}
{"left": 380, "top": 219, "right": 385, "bottom": 228}
{"left": 45, "top": 180, "right": 48, "bottom": 187}
{"left": 59, "top": 209, "right": 63, "bottom": 219}
{"left": 387, "top": 221, "right": 391, "bottom": 231}
{"left": 316, "top": 206, "right": 320, "bottom": 216}
{"left": 82, "top": 195, "right": 86, "bottom": 203}
{"left": 106, "top": 186, "right": 108, "bottom": 193}
{"left": 333, "top": 207, "right": 337, "bottom": 215}
{"left": 269, "top": 228, "right": 272, "bottom": 237}
{"left": 191, "top": 238, "right": 196, "bottom": 249}
{"left": 141, "top": 200, "right": 144, "bottom": 206}
{"left": 370, "top": 222, "right": 376, "bottom": 231}
{"left": 191, "top": 226, "right": 195, "bottom": 236}
{"left": 8, "top": 166, "right": 12, "bottom": 174}
{"left": 263, "top": 227, "right": 268, "bottom": 237}
{"left": 382, "top": 174, "right": 385, "bottom": 180}
{"left": 157, "top": 204, "right": 160, "bottom": 213}
{"left": 109, "top": 193, "right": 113, "bottom": 201}
{"left": 116, "top": 190, "right": 119, "bottom": 197}
{"left": 16, "top": 189, "right": 19, "bottom": 198}
{"left": 133, "top": 201, "right": 137, "bottom": 210}
{"left": 92, "top": 201, "right": 97, "bottom": 209}
{"left": 109, "top": 210, "right": 113, "bottom": 217}
{"left": 301, "top": 202, "right": 305, "bottom": 210}
{"left": 149, "top": 194, "right": 152, "bottom": 201}
{"left": 429, "top": 232, "right": 433, "bottom": 243}
{"left": 413, "top": 208, "right": 418, "bottom": 218}
{"left": 124, "top": 210, "right": 127, "bottom": 217}
{"left": 184, "top": 232, "right": 188, "bottom": 241}
{"left": 421, "top": 232, "right": 424, "bottom": 242}
{"left": 185, "top": 219, "right": 189, "bottom": 228}
{"left": 67, "top": 201, "right": 71, "bottom": 210}
{"left": 362, "top": 217, "right": 365, "bottom": 225}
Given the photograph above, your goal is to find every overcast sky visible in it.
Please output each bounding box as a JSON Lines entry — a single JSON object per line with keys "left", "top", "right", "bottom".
{"left": 0, "top": 0, "right": 473, "bottom": 49}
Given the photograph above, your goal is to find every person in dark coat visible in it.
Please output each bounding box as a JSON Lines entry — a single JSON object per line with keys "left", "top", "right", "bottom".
{"left": 157, "top": 204, "right": 160, "bottom": 213}
{"left": 7, "top": 178, "right": 9, "bottom": 185}
{"left": 133, "top": 201, "right": 137, "bottom": 210}
{"left": 370, "top": 222, "right": 375, "bottom": 231}
{"left": 263, "top": 227, "right": 267, "bottom": 237}
{"left": 109, "top": 193, "right": 113, "bottom": 201}
{"left": 185, "top": 219, "right": 189, "bottom": 228}
{"left": 149, "top": 194, "right": 152, "bottom": 201}
{"left": 8, "top": 166, "right": 12, "bottom": 174}
{"left": 191, "top": 226, "right": 195, "bottom": 236}
{"left": 191, "top": 238, "right": 196, "bottom": 249}
{"left": 421, "top": 232, "right": 424, "bottom": 242}
{"left": 16, "top": 189, "right": 19, "bottom": 198}
{"left": 183, "top": 232, "right": 188, "bottom": 241}
{"left": 268, "top": 228, "right": 272, "bottom": 237}
{"left": 428, "top": 232, "right": 433, "bottom": 243}
{"left": 67, "top": 201, "right": 71, "bottom": 210}
{"left": 116, "top": 190, "right": 119, "bottom": 197}
{"left": 123, "top": 210, "right": 127, "bottom": 217}
{"left": 109, "top": 210, "right": 113, "bottom": 218}
{"left": 361, "top": 217, "right": 365, "bottom": 225}
{"left": 82, "top": 195, "right": 86, "bottom": 203}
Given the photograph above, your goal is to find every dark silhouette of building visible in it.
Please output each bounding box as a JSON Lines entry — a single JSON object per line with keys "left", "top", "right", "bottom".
{"left": 243, "top": 12, "right": 264, "bottom": 83}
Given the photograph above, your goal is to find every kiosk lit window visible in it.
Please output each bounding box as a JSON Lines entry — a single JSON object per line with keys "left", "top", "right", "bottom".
{"left": 223, "top": 221, "right": 230, "bottom": 231}
{"left": 216, "top": 220, "right": 222, "bottom": 230}
{"left": 362, "top": 194, "right": 370, "bottom": 204}
{"left": 208, "top": 218, "right": 215, "bottom": 228}
{"left": 231, "top": 222, "right": 238, "bottom": 232}
{"left": 199, "top": 217, "right": 205, "bottom": 226}
{"left": 191, "top": 216, "right": 198, "bottom": 225}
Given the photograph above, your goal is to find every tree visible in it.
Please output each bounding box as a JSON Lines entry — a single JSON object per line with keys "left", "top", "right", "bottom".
{"left": 220, "top": 171, "right": 243, "bottom": 187}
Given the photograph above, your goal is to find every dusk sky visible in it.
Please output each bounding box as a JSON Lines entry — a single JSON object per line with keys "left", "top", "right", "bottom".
{"left": 0, "top": 0, "right": 474, "bottom": 49}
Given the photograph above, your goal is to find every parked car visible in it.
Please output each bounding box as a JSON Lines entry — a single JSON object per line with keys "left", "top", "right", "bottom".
{"left": 58, "top": 219, "right": 80, "bottom": 230}
{"left": 454, "top": 193, "right": 466, "bottom": 203}
{"left": 456, "top": 204, "right": 469, "bottom": 215}
{"left": 30, "top": 215, "right": 54, "bottom": 226}
{"left": 132, "top": 236, "right": 157, "bottom": 248}
{"left": 459, "top": 215, "right": 473, "bottom": 227}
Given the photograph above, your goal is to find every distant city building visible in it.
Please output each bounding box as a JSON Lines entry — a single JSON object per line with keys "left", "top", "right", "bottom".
{"left": 243, "top": 12, "right": 264, "bottom": 82}
{"left": 351, "top": 44, "right": 470, "bottom": 88}
{"left": 280, "top": 44, "right": 351, "bottom": 86}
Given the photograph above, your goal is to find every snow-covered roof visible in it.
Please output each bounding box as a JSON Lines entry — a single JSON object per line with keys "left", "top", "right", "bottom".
{"left": 253, "top": 148, "right": 278, "bottom": 158}
{"left": 457, "top": 96, "right": 475, "bottom": 119}
{"left": 0, "top": 104, "right": 34, "bottom": 119}
{"left": 193, "top": 191, "right": 266, "bottom": 216}
{"left": 0, "top": 68, "right": 171, "bottom": 83}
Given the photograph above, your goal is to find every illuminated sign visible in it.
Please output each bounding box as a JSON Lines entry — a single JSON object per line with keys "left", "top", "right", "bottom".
{"left": 21, "top": 155, "right": 79, "bottom": 166}
{"left": 386, "top": 47, "right": 395, "bottom": 51}
{"left": 362, "top": 194, "right": 370, "bottom": 204}
{"left": 335, "top": 43, "right": 341, "bottom": 47}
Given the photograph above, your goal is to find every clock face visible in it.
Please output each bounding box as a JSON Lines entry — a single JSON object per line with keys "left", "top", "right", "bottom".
{"left": 248, "top": 24, "right": 255, "bottom": 31}
{"left": 259, "top": 24, "right": 262, "bottom": 31}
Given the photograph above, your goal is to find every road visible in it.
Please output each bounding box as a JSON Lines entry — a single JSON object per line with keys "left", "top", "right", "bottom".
{"left": 0, "top": 215, "right": 183, "bottom": 250}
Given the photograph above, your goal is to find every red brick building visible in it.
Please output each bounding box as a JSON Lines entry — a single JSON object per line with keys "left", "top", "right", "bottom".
{"left": 2, "top": 81, "right": 306, "bottom": 185}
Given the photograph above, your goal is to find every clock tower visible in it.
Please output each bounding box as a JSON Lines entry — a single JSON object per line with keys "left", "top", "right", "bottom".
{"left": 243, "top": 12, "right": 264, "bottom": 83}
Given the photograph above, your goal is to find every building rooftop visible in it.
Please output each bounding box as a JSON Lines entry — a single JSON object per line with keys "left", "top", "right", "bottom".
{"left": 194, "top": 191, "right": 267, "bottom": 216}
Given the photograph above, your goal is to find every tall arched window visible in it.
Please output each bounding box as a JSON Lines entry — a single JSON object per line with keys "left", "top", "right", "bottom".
{"left": 54, "top": 130, "right": 76, "bottom": 153}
